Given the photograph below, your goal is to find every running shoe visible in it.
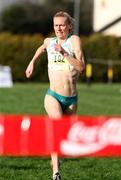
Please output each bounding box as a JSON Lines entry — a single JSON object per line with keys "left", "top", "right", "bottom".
{"left": 53, "top": 172, "right": 61, "bottom": 180}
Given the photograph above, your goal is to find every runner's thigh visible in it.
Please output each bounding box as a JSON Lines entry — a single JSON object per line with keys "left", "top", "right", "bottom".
{"left": 44, "top": 94, "right": 63, "bottom": 118}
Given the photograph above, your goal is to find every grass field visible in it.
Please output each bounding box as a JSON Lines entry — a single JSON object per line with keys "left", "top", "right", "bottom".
{"left": 0, "top": 83, "right": 121, "bottom": 180}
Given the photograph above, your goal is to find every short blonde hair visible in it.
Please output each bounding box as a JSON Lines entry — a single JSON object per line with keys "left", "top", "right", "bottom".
{"left": 53, "top": 11, "right": 74, "bottom": 32}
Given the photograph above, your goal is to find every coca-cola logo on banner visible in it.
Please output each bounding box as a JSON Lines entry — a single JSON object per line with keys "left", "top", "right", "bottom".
{"left": 60, "top": 118, "right": 121, "bottom": 156}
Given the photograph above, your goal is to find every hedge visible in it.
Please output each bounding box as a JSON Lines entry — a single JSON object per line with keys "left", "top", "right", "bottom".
{"left": 82, "top": 34, "right": 121, "bottom": 82}
{"left": 0, "top": 32, "right": 121, "bottom": 82}
{"left": 0, "top": 32, "right": 48, "bottom": 82}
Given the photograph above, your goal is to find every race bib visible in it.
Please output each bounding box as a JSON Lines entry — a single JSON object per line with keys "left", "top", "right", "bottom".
{"left": 48, "top": 52, "right": 70, "bottom": 70}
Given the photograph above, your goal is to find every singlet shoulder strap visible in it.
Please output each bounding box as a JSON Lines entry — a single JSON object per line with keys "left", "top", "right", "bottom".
{"left": 46, "top": 37, "right": 57, "bottom": 51}
{"left": 65, "top": 35, "right": 74, "bottom": 54}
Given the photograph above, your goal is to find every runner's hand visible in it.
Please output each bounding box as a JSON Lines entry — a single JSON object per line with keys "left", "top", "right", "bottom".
{"left": 26, "top": 61, "right": 34, "bottom": 78}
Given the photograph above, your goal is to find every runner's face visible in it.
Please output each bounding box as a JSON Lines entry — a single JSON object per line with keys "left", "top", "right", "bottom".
{"left": 53, "top": 17, "right": 70, "bottom": 39}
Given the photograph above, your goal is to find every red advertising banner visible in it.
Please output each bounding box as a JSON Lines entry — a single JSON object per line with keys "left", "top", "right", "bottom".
{"left": 0, "top": 114, "right": 121, "bottom": 157}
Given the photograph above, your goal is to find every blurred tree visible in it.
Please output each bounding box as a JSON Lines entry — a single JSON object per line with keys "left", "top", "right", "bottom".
{"left": 79, "top": 0, "right": 93, "bottom": 35}
{"left": 44, "top": 0, "right": 73, "bottom": 15}
{"left": 0, "top": 3, "right": 52, "bottom": 35}
{"left": 0, "top": 5, "right": 27, "bottom": 33}
{"left": 0, "top": 0, "right": 93, "bottom": 35}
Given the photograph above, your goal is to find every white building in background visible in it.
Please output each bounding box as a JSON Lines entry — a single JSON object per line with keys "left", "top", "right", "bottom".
{"left": 0, "top": 0, "right": 44, "bottom": 12}
{"left": 93, "top": 0, "right": 121, "bottom": 36}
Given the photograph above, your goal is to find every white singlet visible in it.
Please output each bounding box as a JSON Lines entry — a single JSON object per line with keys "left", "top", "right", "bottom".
{"left": 46, "top": 36, "right": 74, "bottom": 71}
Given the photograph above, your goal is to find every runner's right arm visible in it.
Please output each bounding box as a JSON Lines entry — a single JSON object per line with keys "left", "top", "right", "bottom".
{"left": 25, "top": 38, "right": 50, "bottom": 78}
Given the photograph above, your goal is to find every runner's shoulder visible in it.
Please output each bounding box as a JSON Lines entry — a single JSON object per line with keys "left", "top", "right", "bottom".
{"left": 44, "top": 38, "right": 51, "bottom": 47}
{"left": 70, "top": 35, "right": 81, "bottom": 41}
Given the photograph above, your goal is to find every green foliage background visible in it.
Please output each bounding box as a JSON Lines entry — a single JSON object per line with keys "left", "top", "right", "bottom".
{"left": 0, "top": 33, "right": 48, "bottom": 82}
{"left": 0, "top": 33, "right": 121, "bottom": 82}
